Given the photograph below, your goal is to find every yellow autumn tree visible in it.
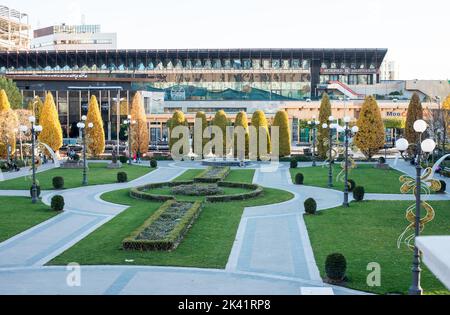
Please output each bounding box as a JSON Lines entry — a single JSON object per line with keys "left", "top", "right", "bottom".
{"left": 28, "top": 96, "right": 44, "bottom": 124}
{"left": 0, "top": 89, "right": 18, "bottom": 159}
{"left": 213, "top": 110, "right": 228, "bottom": 156}
{"left": 234, "top": 111, "right": 249, "bottom": 158}
{"left": 272, "top": 110, "right": 291, "bottom": 157}
{"left": 442, "top": 94, "right": 450, "bottom": 151}
{"left": 85, "top": 95, "right": 105, "bottom": 156}
{"left": 38, "top": 92, "right": 63, "bottom": 155}
{"left": 129, "top": 92, "right": 149, "bottom": 156}
{"left": 251, "top": 110, "right": 271, "bottom": 158}
{"left": 194, "top": 111, "right": 208, "bottom": 157}
{"left": 169, "top": 110, "right": 186, "bottom": 150}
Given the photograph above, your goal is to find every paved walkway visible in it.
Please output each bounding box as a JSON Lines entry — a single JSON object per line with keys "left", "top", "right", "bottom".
{"left": 0, "top": 163, "right": 56, "bottom": 181}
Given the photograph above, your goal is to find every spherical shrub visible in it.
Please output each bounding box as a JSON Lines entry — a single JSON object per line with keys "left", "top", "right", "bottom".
{"left": 29, "top": 185, "right": 41, "bottom": 198}
{"left": 51, "top": 195, "right": 65, "bottom": 212}
{"left": 117, "top": 172, "right": 128, "bottom": 183}
{"left": 347, "top": 179, "right": 356, "bottom": 192}
{"left": 295, "top": 173, "right": 304, "bottom": 185}
{"left": 290, "top": 158, "right": 298, "bottom": 169}
{"left": 378, "top": 156, "right": 386, "bottom": 164}
{"left": 325, "top": 253, "right": 347, "bottom": 282}
{"left": 353, "top": 186, "right": 365, "bottom": 201}
{"left": 438, "top": 180, "right": 446, "bottom": 193}
{"left": 304, "top": 198, "right": 317, "bottom": 215}
{"left": 119, "top": 156, "right": 128, "bottom": 164}
{"left": 150, "top": 159, "right": 158, "bottom": 168}
{"left": 52, "top": 176, "right": 64, "bottom": 189}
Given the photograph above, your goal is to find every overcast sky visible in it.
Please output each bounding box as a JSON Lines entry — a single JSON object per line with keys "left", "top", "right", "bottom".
{"left": 6, "top": 0, "right": 449, "bottom": 80}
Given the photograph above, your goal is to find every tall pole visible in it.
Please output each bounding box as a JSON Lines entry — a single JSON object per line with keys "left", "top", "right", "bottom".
{"left": 343, "top": 122, "right": 350, "bottom": 207}
{"left": 128, "top": 122, "right": 132, "bottom": 165}
{"left": 409, "top": 136, "right": 423, "bottom": 295}
{"left": 312, "top": 123, "right": 317, "bottom": 167}
{"left": 328, "top": 127, "right": 333, "bottom": 188}
{"left": 82, "top": 128, "right": 88, "bottom": 186}
{"left": 31, "top": 122, "right": 37, "bottom": 204}
{"left": 117, "top": 90, "right": 120, "bottom": 156}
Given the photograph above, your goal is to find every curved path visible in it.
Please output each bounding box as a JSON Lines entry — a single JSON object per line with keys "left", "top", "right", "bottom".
{"left": 1, "top": 161, "right": 447, "bottom": 295}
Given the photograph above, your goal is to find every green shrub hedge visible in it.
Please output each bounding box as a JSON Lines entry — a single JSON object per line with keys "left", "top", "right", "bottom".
{"left": 206, "top": 182, "right": 264, "bottom": 202}
{"left": 117, "top": 172, "right": 128, "bottom": 183}
{"left": 52, "top": 176, "right": 64, "bottom": 189}
{"left": 194, "top": 166, "right": 230, "bottom": 183}
{"left": 295, "top": 173, "right": 304, "bottom": 185}
{"left": 325, "top": 253, "right": 347, "bottom": 282}
{"left": 119, "top": 156, "right": 128, "bottom": 164}
{"left": 122, "top": 200, "right": 202, "bottom": 251}
{"left": 150, "top": 159, "right": 158, "bottom": 168}
{"left": 304, "top": 198, "right": 317, "bottom": 215}
{"left": 51, "top": 195, "right": 65, "bottom": 211}
{"left": 290, "top": 158, "right": 298, "bottom": 169}
{"left": 353, "top": 186, "right": 365, "bottom": 201}
{"left": 347, "top": 179, "right": 356, "bottom": 192}
{"left": 129, "top": 181, "right": 194, "bottom": 202}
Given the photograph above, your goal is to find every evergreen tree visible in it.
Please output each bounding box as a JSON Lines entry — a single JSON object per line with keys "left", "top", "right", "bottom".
{"left": 38, "top": 92, "right": 63, "bottom": 155}
{"left": 234, "top": 111, "right": 249, "bottom": 158}
{"left": 28, "top": 96, "right": 44, "bottom": 124}
{"left": 169, "top": 110, "right": 186, "bottom": 150}
{"left": 130, "top": 92, "right": 149, "bottom": 156}
{"left": 251, "top": 110, "right": 271, "bottom": 158}
{"left": 354, "top": 96, "right": 385, "bottom": 159}
{"left": 85, "top": 95, "right": 105, "bottom": 157}
{"left": 317, "top": 93, "right": 332, "bottom": 159}
{"left": 405, "top": 93, "right": 424, "bottom": 146}
{"left": 0, "top": 77, "right": 22, "bottom": 109}
{"left": 213, "top": 110, "right": 228, "bottom": 156}
{"left": 0, "top": 89, "right": 18, "bottom": 159}
{"left": 441, "top": 94, "right": 450, "bottom": 153}
{"left": 272, "top": 110, "right": 291, "bottom": 157}
{"left": 194, "top": 111, "right": 208, "bottom": 157}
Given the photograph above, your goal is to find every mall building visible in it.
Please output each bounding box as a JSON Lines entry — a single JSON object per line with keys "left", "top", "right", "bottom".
{"left": 0, "top": 48, "right": 445, "bottom": 146}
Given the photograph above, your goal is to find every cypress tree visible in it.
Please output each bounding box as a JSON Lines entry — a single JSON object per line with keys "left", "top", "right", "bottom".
{"left": 405, "top": 93, "right": 424, "bottom": 145}
{"left": 0, "top": 89, "right": 18, "bottom": 159}
{"left": 169, "top": 110, "right": 186, "bottom": 150}
{"left": 251, "top": 110, "right": 271, "bottom": 158}
{"left": 318, "top": 93, "right": 332, "bottom": 159}
{"left": 213, "top": 110, "right": 228, "bottom": 156}
{"left": 38, "top": 92, "right": 63, "bottom": 155}
{"left": 28, "top": 96, "right": 44, "bottom": 124}
{"left": 272, "top": 110, "right": 291, "bottom": 157}
{"left": 234, "top": 111, "right": 249, "bottom": 158}
{"left": 194, "top": 111, "right": 208, "bottom": 156}
{"left": 354, "top": 96, "right": 385, "bottom": 159}
{"left": 130, "top": 92, "right": 149, "bottom": 156}
{"left": 85, "top": 95, "right": 106, "bottom": 157}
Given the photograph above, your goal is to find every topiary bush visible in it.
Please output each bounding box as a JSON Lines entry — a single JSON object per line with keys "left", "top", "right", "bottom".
{"left": 438, "top": 180, "right": 446, "bottom": 193}
{"left": 290, "top": 158, "right": 298, "bottom": 169}
{"left": 353, "top": 186, "right": 365, "bottom": 201}
{"left": 119, "top": 156, "right": 128, "bottom": 164}
{"left": 325, "top": 253, "right": 347, "bottom": 282}
{"left": 295, "top": 173, "right": 304, "bottom": 185}
{"left": 117, "top": 172, "right": 128, "bottom": 183}
{"left": 29, "top": 185, "right": 41, "bottom": 198}
{"left": 150, "top": 159, "right": 157, "bottom": 168}
{"left": 52, "top": 176, "right": 64, "bottom": 189}
{"left": 378, "top": 156, "right": 386, "bottom": 164}
{"left": 304, "top": 198, "right": 317, "bottom": 215}
{"left": 51, "top": 195, "right": 65, "bottom": 211}
{"left": 347, "top": 179, "right": 356, "bottom": 192}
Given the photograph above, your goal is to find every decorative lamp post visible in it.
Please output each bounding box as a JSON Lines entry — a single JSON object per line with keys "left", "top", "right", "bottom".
{"left": 124, "top": 116, "right": 136, "bottom": 165}
{"left": 77, "top": 115, "right": 93, "bottom": 186}
{"left": 395, "top": 119, "right": 437, "bottom": 295}
{"left": 342, "top": 116, "right": 359, "bottom": 207}
{"left": 322, "top": 116, "right": 336, "bottom": 188}
{"left": 29, "top": 116, "right": 42, "bottom": 204}
{"left": 307, "top": 116, "right": 318, "bottom": 167}
{"left": 18, "top": 125, "right": 28, "bottom": 161}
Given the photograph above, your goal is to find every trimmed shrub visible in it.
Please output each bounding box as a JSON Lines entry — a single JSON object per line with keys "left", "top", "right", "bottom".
{"left": 295, "top": 173, "right": 304, "bottom": 185}
{"left": 353, "top": 186, "right": 365, "bottom": 201}
{"left": 347, "top": 179, "right": 356, "bottom": 192}
{"left": 290, "top": 158, "right": 298, "bottom": 169}
{"left": 194, "top": 166, "right": 230, "bottom": 183}
{"left": 304, "top": 198, "right": 317, "bottom": 215}
{"left": 52, "top": 176, "right": 64, "bottom": 189}
{"left": 117, "top": 172, "right": 128, "bottom": 183}
{"left": 29, "top": 185, "right": 41, "bottom": 198}
{"left": 325, "top": 253, "right": 347, "bottom": 282}
{"left": 378, "top": 156, "right": 386, "bottom": 164}
{"left": 207, "top": 182, "right": 264, "bottom": 202}
{"left": 438, "top": 180, "right": 446, "bottom": 193}
{"left": 171, "top": 184, "right": 223, "bottom": 196}
{"left": 51, "top": 195, "right": 65, "bottom": 211}
{"left": 119, "top": 156, "right": 128, "bottom": 164}
{"left": 150, "top": 159, "right": 157, "bottom": 168}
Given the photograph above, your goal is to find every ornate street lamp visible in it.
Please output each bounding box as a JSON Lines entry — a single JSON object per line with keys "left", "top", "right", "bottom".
{"left": 395, "top": 119, "right": 437, "bottom": 295}
{"left": 322, "top": 116, "right": 337, "bottom": 188}
{"left": 307, "top": 116, "right": 319, "bottom": 167}
{"left": 28, "top": 116, "right": 42, "bottom": 204}
{"left": 18, "top": 125, "right": 28, "bottom": 161}
{"left": 341, "top": 116, "right": 359, "bottom": 207}
{"left": 124, "top": 116, "right": 136, "bottom": 165}
{"left": 77, "top": 115, "right": 93, "bottom": 186}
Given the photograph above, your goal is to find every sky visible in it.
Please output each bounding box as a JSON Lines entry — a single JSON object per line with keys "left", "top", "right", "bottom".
{"left": 6, "top": 0, "right": 450, "bottom": 79}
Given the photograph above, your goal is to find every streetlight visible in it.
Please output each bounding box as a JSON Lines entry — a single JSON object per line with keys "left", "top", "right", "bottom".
{"left": 308, "top": 116, "right": 319, "bottom": 167}
{"left": 28, "top": 116, "right": 42, "bottom": 204}
{"left": 124, "top": 116, "right": 136, "bottom": 165}
{"left": 341, "top": 116, "right": 359, "bottom": 207}
{"left": 322, "top": 116, "right": 336, "bottom": 187}
{"left": 18, "top": 125, "right": 28, "bottom": 161}
{"left": 395, "top": 119, "right": 437, "bottom": 295}
{"left": 77, "top": 115, "right": 93, "bottom": 186}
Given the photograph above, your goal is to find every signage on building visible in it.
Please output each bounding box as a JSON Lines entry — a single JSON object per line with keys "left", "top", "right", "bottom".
{"left": 320, "top": 68, "right": 378, "bottom": 75}
{"left": 386, "top": 111, "right": 405, "bottom": 117}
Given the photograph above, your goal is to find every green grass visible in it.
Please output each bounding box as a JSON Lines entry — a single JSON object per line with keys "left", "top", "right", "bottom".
{"left": 0, "top": 163, "right": 153, "bottom": 190}
{"left": 290, "top": 164, "right": 406, "bottom": 194}
{"left": 0, "top": 197, "right": 58, "bottom": 242}
{"left": 304, "top": 200, "right": 450, "bottom": 295}
{"left": 224, "top": 169, "right": 255, "bottom": 183}
{"left": 148, "top": 186, "right": 253, "bottom": 202}
{"left": 49, "top": 169, "right": 294, "bottom": 268}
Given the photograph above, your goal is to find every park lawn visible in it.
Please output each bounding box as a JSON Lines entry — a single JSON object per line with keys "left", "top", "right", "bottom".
{"left": 304, "top": 200, "right": 450, "bottom": 295}
{"left": 290, "top": 164, "right": 406, "bottom": 194}
{"left": 224, "top": 169, "right": 255, "bottom": 183}
{"left": 49, "top": 169, "right": 294, "bottom": 268}
{"left": 0, "top": 197, "right": 59, "bottom": 243}
{"left": 148, "top": 186, "right": 253, "bottom": 202}
{"left": 0, "top": 163, "right": 153, "bottom": 190}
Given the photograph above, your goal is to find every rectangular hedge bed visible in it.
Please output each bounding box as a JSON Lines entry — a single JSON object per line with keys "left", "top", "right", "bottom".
{"left": 194, "top": 166, "right": 230, "bottom": 183}
{"left": 122, "top": 200, "right": 202, "bottom": 251}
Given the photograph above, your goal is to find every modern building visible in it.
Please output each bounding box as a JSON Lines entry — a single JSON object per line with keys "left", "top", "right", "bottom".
{"left": 380, "top": 60, "right": 397, "bottom": 80}
{"left": 0, "top": 48, "right": 443, "bottom": 146}
{"left": 31, "top": 24, "right": 117, "bottom": 51}
{"left": 0, "top": 5, "right": 30, "bottom": 51}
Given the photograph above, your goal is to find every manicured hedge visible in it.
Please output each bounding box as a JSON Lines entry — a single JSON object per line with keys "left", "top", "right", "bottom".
{"left": 122, "top": 200, "right": 202, "bottom": 251}
{"left": 206, "top": 182, "right": 264, "bottom": 202}
{"left": 194, "top": 166, "right": 230, "bottom": 183}
{"left": 129, "top": 181, "right": 194, "bottom": 202}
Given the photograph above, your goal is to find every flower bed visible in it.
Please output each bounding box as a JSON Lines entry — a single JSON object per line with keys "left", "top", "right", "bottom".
{"left": 194, "top": 166, "right": 230, "bottom": 183}
{"left": 129, "top": 181, "right": 194, "bottom": 201}
{"left": 122, "top": 200, "right": 202, "bottom": 251}
{"left": 206, "top": 182, "right": 264, "bottom": 202}
{"left": 171, "top": 183, "right": 223, "bottom": 196}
